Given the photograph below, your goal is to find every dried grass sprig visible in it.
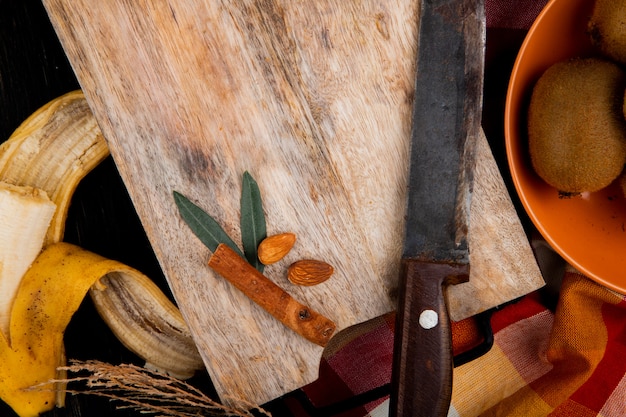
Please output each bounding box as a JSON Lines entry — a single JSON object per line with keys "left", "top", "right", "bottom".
{"left": 47, "top": 360, "right": 271, "bottom": 417}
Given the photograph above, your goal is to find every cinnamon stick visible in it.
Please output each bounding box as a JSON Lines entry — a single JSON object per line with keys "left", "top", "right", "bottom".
{"left": 207, "top": 243, "right": 336, "bottom": 347}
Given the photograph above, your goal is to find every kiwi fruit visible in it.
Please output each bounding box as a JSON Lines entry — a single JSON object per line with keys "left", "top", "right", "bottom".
{"left": 528, "top": 57, "right": 626, "bottom": 194}
{"left": 588, "top": 0, "right": 626, "bottom": 64}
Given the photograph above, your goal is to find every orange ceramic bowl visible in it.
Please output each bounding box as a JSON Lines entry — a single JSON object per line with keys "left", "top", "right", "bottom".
{"left": 505, "top": 0, "right": 626, "bottom": 294}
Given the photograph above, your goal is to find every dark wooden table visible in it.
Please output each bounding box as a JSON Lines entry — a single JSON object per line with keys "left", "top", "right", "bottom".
{"left": 0, "top": 1, "right": 530, "bottom": 415}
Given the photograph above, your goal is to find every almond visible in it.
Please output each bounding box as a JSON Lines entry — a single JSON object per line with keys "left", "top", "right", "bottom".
{"left": 287, "top": 260, "right": 334, "bottom": 286}
{"left": 257, "top": 233, "right": 296, "bottom": 265}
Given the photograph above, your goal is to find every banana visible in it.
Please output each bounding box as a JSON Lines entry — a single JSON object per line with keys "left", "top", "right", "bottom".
{"left": 90, "top": 271, "right": 204, "bottom": 379}
{"left": 1, "top": 242, "right": 132, "bottom": 417}
{"left": 0, "top": 91, "right": 204, "bottom": 415}
{"left": 0, "top": 182, "right": 55, "bottom": 338}
{"left": 0, "top": 90, "right": 109, "bottom": 245}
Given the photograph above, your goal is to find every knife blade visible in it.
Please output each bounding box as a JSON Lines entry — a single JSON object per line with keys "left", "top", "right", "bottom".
{"left": 390, "top": 0, "right": 485, "bottom": 416}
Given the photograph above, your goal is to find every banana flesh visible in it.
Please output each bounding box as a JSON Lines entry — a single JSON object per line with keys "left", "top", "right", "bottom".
{"left": 0, "top": 182, "right": 55, "bottom": 338}
{"left": 0, "top": 91, "right": 204, "bottom": 386}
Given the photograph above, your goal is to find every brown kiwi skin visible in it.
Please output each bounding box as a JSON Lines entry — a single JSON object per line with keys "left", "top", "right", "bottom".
{"left": 588, "top": 0, "right": 626, "bottom": 65}
{"left": 528, "top": 57, "right": 626, "bottom": 194}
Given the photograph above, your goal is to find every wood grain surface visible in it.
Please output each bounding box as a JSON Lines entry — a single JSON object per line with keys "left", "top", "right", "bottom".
{"left": 40, "top": 0, "right": 543, "bottom": 406}
{"left": 43, "top": 0, "right": 414, "bottom": 405}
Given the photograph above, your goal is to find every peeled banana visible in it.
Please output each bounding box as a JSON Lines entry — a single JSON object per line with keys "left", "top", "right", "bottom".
{"left": 0, "top": 242, "right": 133, "bottom": 417}
{"left": 0, "top": 183, "right": 55, "bottom": 338}
{"left": 0, "top": 91, "right": 204, "bottom": 416}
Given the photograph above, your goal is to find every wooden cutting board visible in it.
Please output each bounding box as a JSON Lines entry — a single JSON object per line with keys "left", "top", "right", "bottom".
{"left": 42, "top": 0, "right": 543, "bottom": 406}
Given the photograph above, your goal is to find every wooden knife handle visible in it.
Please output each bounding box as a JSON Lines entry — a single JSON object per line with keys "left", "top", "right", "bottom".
{"left": 390, "top": 259, "right": 469, "bottom": 417}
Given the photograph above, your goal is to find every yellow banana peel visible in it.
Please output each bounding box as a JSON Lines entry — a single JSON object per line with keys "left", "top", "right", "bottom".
{"left": 0, "top": 90, "right": 109, "bottom": 246}
{"left": 0, "top": 91, "right": 203, "bottom": 416}
{"left": 0, "top": 242, "right": 155, "bottom": 417}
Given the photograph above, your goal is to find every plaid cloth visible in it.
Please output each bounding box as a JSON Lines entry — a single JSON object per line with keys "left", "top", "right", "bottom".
{"left": 267, "top": 265, "right": 626, "bottom": 417}
{"left": 486, "top": 0, "right": 548, "bottom": 29}
{"left": 263, "top": 1, "right": 626, "bottom": 416}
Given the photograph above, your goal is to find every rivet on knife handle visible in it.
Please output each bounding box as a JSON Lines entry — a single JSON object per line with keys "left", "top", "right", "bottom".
{"left": 389, "top": 0, "right": 485, "bottom": 415}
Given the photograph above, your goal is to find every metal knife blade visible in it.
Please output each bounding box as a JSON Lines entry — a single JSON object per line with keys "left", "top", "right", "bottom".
{"left": 390, "top": 0, "right": 485, "bottom": 416}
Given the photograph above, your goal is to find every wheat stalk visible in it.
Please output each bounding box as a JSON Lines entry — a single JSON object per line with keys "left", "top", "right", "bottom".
{"left": 46, "top": 360, "right": 272, "bottom": 417}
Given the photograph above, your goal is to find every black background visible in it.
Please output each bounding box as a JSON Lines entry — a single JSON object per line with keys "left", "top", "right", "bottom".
{"left": 0, "top": 1, "right": 218, "bottom": 415}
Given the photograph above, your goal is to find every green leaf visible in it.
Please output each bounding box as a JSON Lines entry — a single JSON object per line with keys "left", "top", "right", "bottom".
{"left": 173, "top": 191, "right": 244, "bottom": 258}
{"left": 240, "top": 171, "right": 267, "bottom": 272}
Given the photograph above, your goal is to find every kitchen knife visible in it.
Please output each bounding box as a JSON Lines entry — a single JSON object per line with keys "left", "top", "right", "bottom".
{"left": 390, "top": 0, "right": 485, "bottom": 416}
